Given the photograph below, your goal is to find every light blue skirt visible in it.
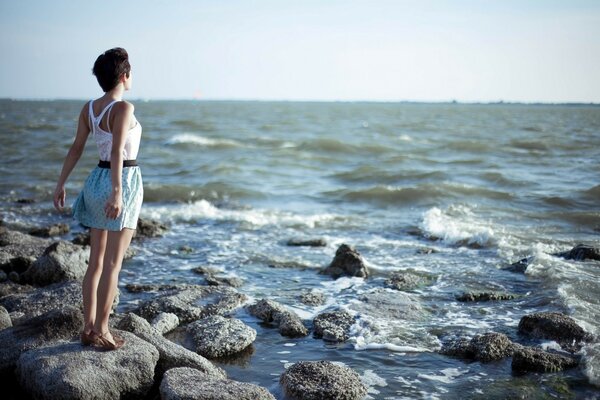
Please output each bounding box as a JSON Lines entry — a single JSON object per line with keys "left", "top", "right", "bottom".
{"left": 73, "top": 166, "right": 143, "bottom": 231}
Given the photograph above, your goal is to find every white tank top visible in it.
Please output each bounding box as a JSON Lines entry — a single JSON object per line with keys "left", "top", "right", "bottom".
{"left": 89, "top": 100, "right": 142, "bottom": 161}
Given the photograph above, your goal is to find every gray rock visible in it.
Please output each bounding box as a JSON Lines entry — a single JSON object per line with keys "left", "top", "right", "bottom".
{"left": 151, "top": 312, "right": 180, "bottom": 335}
{"left": 353, "top": 289, "right": 424, "bottom": 320}
{"left": 512, "top": 346, "right": 578, "bottom": 372}
{"left": 313, "top": 310, "right": 355, "bottom": 342}
{"left": 321, "top": 244, "right": 369, "bottom": 279}
{"left": 440, "top": 332, "right": 515, "bottom": 362}
{"left": 187, "top": 315, "right": 256, "bottom": 358}
{"left": 71, "top": 232, "right": 90, "bottom": 246}
{"left": 21, "top": 241, "right": 89, "bottom": 286}
{"left": 29, "top": 223, "right": 70, "bottom": 237}
{"left": 0, "top": 270, "right": 6, "bottom": 282}
{"left": 135, "top": 217, "right": 168, "bottom": 238}
{"left": 456, "top": 292, "right": 517, "bottom": 302}
{"left": 415, "top": 247, "right": 437, "bottom": 254}
{"left": 0, "top": 281, "right": 35, "bottom": 297}
{"left": 518, "top": 312, "right": 590, "bottom": 352}
{"left": 504, "top": 257, "right": 534, "bottom": 273}
{"left": 117, "top": 313, "right": 225, "bottom": 378}
{"left": 0, "top": 305, "right": 12, "bottom": 330}
{"left": 384, "top": 270, "right": 430, "bottom": 291}
{"left": 280, "top": 360, "right": 367, "bottom": 400}
{"left": 247, "top": 299, "right": 308, "bottom": 337}
{"left": 554, "top": 244, "right": 600, "bottom": 261}
{"left": 192, "top": 266, "right": 244, "bottom": 288}
{"left": 160, "top": 367, "right": 275, "bottom": 400}
{"left": 299, "top": 290, "right": 326, "bottom": 306}
{"left": 16, "top": 330, "right": 158, "bottom": 400}
{"left": 0, "top": 229, "right": 51, "bottom": 272}
{"left": 0, "top": 306, "right": 83, "bottom": 375}
{"left": 135, "top": 284, "right": 246, "bottom": 323}
{"left": 286, "top": 238, "right": 327, "bottom": 247}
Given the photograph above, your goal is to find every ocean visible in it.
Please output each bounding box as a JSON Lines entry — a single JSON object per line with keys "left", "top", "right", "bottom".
{"left": 1, "top": 99, "right": 599, "bottom": 398}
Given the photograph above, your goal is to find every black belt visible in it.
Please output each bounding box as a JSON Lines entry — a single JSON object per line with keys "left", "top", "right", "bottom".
{"left": 98, "top": 160, "right": 138, "bottom": 169}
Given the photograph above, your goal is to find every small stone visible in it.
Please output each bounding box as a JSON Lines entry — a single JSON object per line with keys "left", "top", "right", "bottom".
{"left": 299, "top": 291, "right": 326, "bottom": 306}
{"left": 512, "top": 347, "right": 578, "bottom": 373}
{"left": 28, "top": 223, "right": 70, "bottom": 237}
{"left": 71, "top": 232, "right": 90, "bottom": 246}
{"left": 416, "top": 247, "right": 437, "bottom": 254}
{"left": 151, "top": 312, "right": 180, "bottom": 335}
{"left": 440, "top": 332, "right": 514, "bottom": 362}
{"left": 320, "top": 244, "right": 369, "bottom": 279}
{"left": 313, "top": 310, "right": 354, "bottom": 342}
{"left": 187, "top": 315, "right": 256, "bottom": 358}
{"left": 286, "top": 238, "right": 327, "bottom": 247}
{"left": 384, "top": 270, "right": 429, "bottom": 291}
{"left": 178, "top": 245, "right": 193, "bottom": 254}
{"left": 247, "top": 299, "right": 308, "bottom": 338}
{"left": 135, "top": 218, "right": 168, "bottom": 238}
{"left": 456, "top": 292, "right": 517, "bottom": 302}
{"left": 504, "top": 257, "right": 533, "bottom": 273}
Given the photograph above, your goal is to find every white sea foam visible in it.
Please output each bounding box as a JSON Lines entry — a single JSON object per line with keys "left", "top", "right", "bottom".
{"left": 165, "top": 133, "right": 242, "bottom": 147}
{"left": 582, "top": 343, "right": 600, "bottom": 387}
{"left": 419, "top": 205, "right": 497, "bottom": 248}
{"left": 417, "top": 368, "right": 467, "bottom": 384}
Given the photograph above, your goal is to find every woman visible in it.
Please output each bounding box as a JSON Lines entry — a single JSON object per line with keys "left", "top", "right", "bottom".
{"left": 53, "top": 47, "right": 143, "bottom": 350}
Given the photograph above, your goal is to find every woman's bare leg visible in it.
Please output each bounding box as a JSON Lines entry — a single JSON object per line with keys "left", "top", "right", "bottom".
{"left": 93, "top": 228, "right": 135, "bottom": 342}
{"left": 82, "top": 228, "right": 107, "bottom": 333}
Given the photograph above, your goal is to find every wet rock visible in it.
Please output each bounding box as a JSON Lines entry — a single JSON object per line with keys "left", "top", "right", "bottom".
{"left": 286, "top": 238, "right": 327, "bottom": 247}
{"left": 187, "top": 315, "right": 256, "bottom": 358}
{"left": 321, "top": 244, "right": 369, "bottom": 279}
{"left": 0, "top": 306, "right": 83, "bottom": 376}
{"left": 554, "top": 244, "right": 600, "bottom": 261}
{"left": 415, "top": 247, "right": 437, "bottom": 254}
{"left": 8, "top": 271, "right": 19, "bottom": 283}
{"left": 178, "top": 245, "right": 193, "bottom": 254}
{"left": 354, "top": 289, "right": 424, "bottom": 320}
{"left": 280, "top": 360, "right": 367, "bottom": 400}
{"left": 117, "top": 313, "right": 225, "bottom": 378}
{"left": 384, "top": 270, "right": 430, "bottom": 291}
{"left": 28, "top": 223, "right": 70, "bottom": 237}
{"left": 0, "top": 281, "right": 82, "bottom": 324}
{"left": 135, "top": 284, "right": 246, "bottom": 323}
{"left": 21, "top": 241, "right": 89, "bottom": 286}
{"left": 512, "top": 346, "right": 578, "bottom": 373}
{"left": 17, "top": 330, "right": 158, "bottom": 400}
{"left": 299, "top": 290, "right": 326, "bottom": 306}
{"left": 0, "top": 306, "right": 11, "bottom": 330}
{"left": 518, "top": 312, "right": 590, "bottom": 352}
{"left": 160, "top": 367, "right": 275, "bottom": 400}
{"left": 456, "top": 292, "right": 517, "bottom": 302}
{"left": 16, "top": 198, "right": 35, "bottom": 204}
{"left": 247, "top": 299, "right": 308, "bottom": 337}
{"left": 313, "top": 310, "right": 355, "bottom": 342}
{"left": 135, "top": 217, "right": 168, "bottom": 238}
{"left": 151, "top": 312, "right": 180, "bottom": 335}
{"left": 504, "top": 257, "right": 533, "bottom": 273}
{"left": 440, "top": 332, "right": 515, "bottom": 362}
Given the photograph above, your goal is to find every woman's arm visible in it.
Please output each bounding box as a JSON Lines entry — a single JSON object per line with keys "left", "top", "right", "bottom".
{"left": 104, "top": 101, "right": 134, "bottom": 219}
{"left": 53, "top": 103, "right": 91, "bottom": 211}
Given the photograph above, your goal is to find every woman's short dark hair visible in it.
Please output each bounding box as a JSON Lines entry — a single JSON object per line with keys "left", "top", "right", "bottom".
{"left": 92, "top": 48, "right": 131, "bottom": 92}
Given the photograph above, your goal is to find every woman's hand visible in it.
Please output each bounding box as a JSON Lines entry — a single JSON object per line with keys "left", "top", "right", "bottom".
{"left": 104, "top": 191, "right": 123, "bottom": 219}
{"left": 53, "top": 185, "right": 66, "bottom": 211}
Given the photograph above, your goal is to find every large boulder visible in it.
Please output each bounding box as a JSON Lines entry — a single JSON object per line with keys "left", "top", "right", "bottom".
{"left": 21, "top": 241, "right": 89, "bottom": 286}
{"left": 135, "top": 284, "right": 246, "bottom": 323}
{"left": 187, "top": 315, "right": 256, "bottom": 358}
{"left": 160, "top": 367, "right": 275, "bottom": 400}
{"left": 0, "top": 306, "right": 83, "bottom": 376}
{"left": 518, "top": 312, "right": 591, "bottom": 352}
{"left": 117, "top": 312, "right": 225, "bottom": 378}
{"left": 352, "top": 289, "right": 424, "bottom": 320}
{"left": 247, "top": 299, "right": 308, "bottom": 338}
{"left": 0, "top": 228, "right": 51, "bottom": 273}
{"left": 321, "top": 244, "right": 369, "bottom": 279}
{"left": 313, "top": 310, "right": 355, "bottom": 342}
{"left": 553, "top": 244, "right": 600, "bottom": 261}
{"left": 16, "top": 331, "right": 159, "bottom": 400}
{"left": 440, "top": 332, "right": 515, "bottom": 362}
{"left": 135, "top": 218, "right": 168, "bottom": 238}
{"left": 512, "top": 346, "right": 578, "bottom": 373}
{"left": 280, "top": 360, "right": 367, "bottom": 400}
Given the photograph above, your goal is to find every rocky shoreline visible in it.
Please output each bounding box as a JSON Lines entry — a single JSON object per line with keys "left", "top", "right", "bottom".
{"left": 1, "top": 218, "right": 599, "bottom": 399}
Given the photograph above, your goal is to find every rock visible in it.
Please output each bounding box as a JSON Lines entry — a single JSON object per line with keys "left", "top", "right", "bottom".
{"left": 415, "top": 247, "right": 437, "bottom": 254}
{"left": 504, "top": 256, "right": 534, "bottom": 273}
{"left": 518, "top": 312, "right": 590, "bottom": 352}
{"left": 117, "top": 313, "right": 225, "bottom": 378}
{"left": 160, "top": 367, "right": 275, "bottom": 400}
{"left": 299, "top": 290, "right": 326, "bottom": 306}
{"left": 178, "top": 245, "right": 193, "bottom": 254}
{"left": 440, "top": 332, "right": 515, "bottom": 362}
{"left": 286, "top": 238, "right": 327, "bottom": 247}
{"left": 0, "top": 281, "right": 83, "bottom": 324}
{"left": 204, "top": 274, "right": 244, "bottom": 288}
{"left": 280, "top": 360, "right": 367, "bottom": 400}
{"left": 16, "top": 330, "right": 158, "bottom": 400}
{"left": 21, "top": 241, "right": 89, "bottom": 286}
{"left": 0, "top": 281, "right": 35, "bottom": 297}
{"left": 71, "top": 231, "right": 90, "bottom": 246}
{"left": 247, "top": 299, "right": 308, "bottom": 338}
{"left": 554, "top": 244, "right": 600, "bottom": 261}
{"left": 321, "top": 244, "right": 369, "bottom": 279}
{"left": 135, "top": 284, "right": 246, "bottom": 323}
{"left": 0, "top": 306, "right": 83, "bottom": 376}
{"left": 135, "top": 217, "right": 168, "bottom": 238}
{"left": 0, "top": 270, "right": 6, "bottom": 282}
{"left": 0, "top": 229, "right": 51, "bottom": 269}
{"left": 192, "top": 266, "right": 222, "bottom": 275}
{"left": 512, "top": 346, "right": 578, "bottom": 373}
{"left": 384, "top": 270, "right": 430, "bottom": 291}
{"left": 151, "top": 312, "right": 180, "bottom": 335}
{"left": 1, "top": 255, "right": 36, "bottom": 274}
{"left": 456, "top": 292, "right": 517, "bottom": 302}
{"left": 8, "top": 271, "right": 19, "bottom": 283}
{"left": 353, "top": 289, "right": 424, "bottom": 320}
{"left": 16, "top": 198, "right": 35, "bottom": 204}
{"left": 313, "top": 310, "right": 355, "bottom": 342}
{"left": 187, "top": 315, "right": 256, "bottom": 358}
{"left": 28, "top": 223, "right": 70, "bottom": 237}
{"left": 0, "top": 306, "right": 11, "bottom": 330}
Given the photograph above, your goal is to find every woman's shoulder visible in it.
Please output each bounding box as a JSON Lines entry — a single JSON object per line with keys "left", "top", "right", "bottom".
{"left": 111, "top": 100, "right": 135, "bottom": 116}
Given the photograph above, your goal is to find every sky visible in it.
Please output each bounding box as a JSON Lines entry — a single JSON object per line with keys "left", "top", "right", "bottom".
{"left": 1, "top": 0, "right": 599, "bottom": 102}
